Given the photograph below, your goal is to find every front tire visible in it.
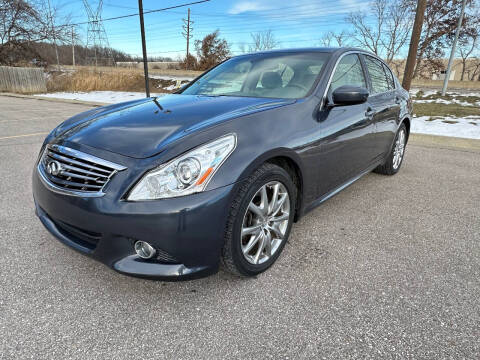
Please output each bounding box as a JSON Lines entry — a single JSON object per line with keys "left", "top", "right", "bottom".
{"left": 374, "top": 123, "right": 407, "bottom": 175}
{"left": 221, "top": 163, "right": 296, "bottom": 277}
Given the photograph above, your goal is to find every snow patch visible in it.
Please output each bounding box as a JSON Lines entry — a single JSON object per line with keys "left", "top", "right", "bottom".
{"left": 414, "top": 98, "right": 475, "bottom": 106}
{"left": 412, "top": 116, "right": 480, "bottom": 139}
{"left": 35, "top": 91, "right": 166, "bottom": 104}
{"left": 149, "top": 75, "right": 195, "bottom": 81}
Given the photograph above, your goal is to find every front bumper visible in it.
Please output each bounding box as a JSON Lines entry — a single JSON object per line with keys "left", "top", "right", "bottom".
{"left": 33, "top": 168, "right": 237, "bottom": 281}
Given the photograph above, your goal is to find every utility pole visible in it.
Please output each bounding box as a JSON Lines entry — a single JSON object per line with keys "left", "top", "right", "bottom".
{"left": 441, "top": 0, "right": 467, "bottom": 95}
{"left": 138, "top": 0, "right": 150, "bottom": 97}
{"left": 182, "top": 8, "right": 193, "bottom": 69}
{"left": 47, "top": 0, "right": 60, "bottom": 69}
{"left": 402, "top": 0, "right": 427, "bottom": 91}
{"left": 71, "top": 27, "right": 75, "bottom": 67}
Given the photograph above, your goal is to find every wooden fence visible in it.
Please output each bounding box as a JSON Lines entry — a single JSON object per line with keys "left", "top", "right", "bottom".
{"left": 0, "top": 66, "right": 47, "bottom": 93}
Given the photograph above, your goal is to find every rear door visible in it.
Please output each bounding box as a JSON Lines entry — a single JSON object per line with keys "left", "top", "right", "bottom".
{"left": 362, "top": 55, "right": 399, "bottom": 158}
{"left": 317, "top": 53, "right": 376, "bottom": 196}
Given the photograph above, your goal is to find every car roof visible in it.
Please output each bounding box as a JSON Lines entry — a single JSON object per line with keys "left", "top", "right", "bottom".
{"left": 235, "top": 47, "right": 371, "bottom": 57}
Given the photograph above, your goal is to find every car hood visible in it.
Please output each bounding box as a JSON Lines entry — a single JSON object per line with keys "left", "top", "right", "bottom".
{"left": 54, "top": 94, "right": 294, "bottom": 159}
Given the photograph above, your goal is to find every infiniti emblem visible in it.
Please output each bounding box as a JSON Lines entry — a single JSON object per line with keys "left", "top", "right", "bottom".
{"left": 46, "top": 160, "right": 63, "bottom": 176}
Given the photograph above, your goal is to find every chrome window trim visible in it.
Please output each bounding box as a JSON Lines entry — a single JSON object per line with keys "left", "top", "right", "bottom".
{"left": 321, "top": 50, "right": 396, "bottom": 109}
{"left": 37, "top": 145, "right": 127, "bottom": 198}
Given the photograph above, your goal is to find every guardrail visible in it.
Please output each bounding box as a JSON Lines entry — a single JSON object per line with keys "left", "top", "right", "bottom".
{"left": 0, "top": 66, "right": 47, "bottom": 93}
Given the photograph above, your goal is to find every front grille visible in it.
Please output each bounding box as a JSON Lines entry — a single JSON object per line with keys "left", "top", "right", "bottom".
{"left": 39, "top": 144, "right": 126, "bottom": 196}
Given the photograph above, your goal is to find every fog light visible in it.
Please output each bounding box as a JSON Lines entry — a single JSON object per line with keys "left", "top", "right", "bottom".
{"left": 134, "top": 241, "right": 156, "bottom": 259}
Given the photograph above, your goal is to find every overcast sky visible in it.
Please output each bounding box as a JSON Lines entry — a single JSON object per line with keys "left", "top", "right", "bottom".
{"left": 57, "top": 0, "right": 372, "bottom": 59}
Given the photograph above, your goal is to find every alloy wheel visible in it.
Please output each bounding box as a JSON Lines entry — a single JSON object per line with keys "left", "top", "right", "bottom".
{"left": 240, "top": 181, "right": 290, "bottom": 265}
{"left": 393, "top": 129, "right": 406, "bottom": 170}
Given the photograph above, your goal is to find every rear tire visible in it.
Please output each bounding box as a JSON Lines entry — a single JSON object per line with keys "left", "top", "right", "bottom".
{"left": 374, "top": 123, "right": 407, "bottom": 175}
{"left": 221, "top": 163, "right": 296, "bottom": 277}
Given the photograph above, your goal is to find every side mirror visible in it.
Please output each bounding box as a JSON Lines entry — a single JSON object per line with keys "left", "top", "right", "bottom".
{"left": 332, "top": 85, "right": 369, "bottom": 106}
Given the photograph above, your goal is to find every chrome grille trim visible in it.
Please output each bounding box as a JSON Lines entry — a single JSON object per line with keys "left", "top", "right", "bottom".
{"left": 37, "top": 144, "right": 126, "bottom": 197}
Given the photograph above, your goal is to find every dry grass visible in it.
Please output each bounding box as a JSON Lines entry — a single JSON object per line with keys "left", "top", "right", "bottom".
{"left": 413, "top": 91, "right": 480, "bottom": 105}
{"left": 411, "top": 91, "right": 480, "bottom": 118}
{"left": 46, "top": 65, "right": 202, "bottom": 93}
{"left": 59, "top": 65, "right": 203, "bottom": 78}
{"left": 413, "top": 103, "right": 480, "bottom": 118}
{"left": 410, "top": 79, "right": 480, "bottom": 90}
{"left": 47, "top": 69, "right": 147, "bottom": 92}
{"left": 46, "top": 69, "right": 192, "bottom": 93}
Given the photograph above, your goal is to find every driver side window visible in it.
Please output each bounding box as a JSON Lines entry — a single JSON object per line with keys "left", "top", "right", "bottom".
{"left": 329, "top": 54, "right": 366, "bottom": 93}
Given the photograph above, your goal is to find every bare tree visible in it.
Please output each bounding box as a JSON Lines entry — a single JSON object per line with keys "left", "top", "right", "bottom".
{"left": 346, "top": 0, "right": 413, "bottom": 62}
{"left": 238, "top": 42, "right": 247, "bottom": 54}
{"left": 0, "top": 0, "right": 71, "bottom": 65}
{"left": 468, "top": 57, "right": 480, "bottom": 80}
{"left": 458, "top": 34, "right": 478, "bottom": 81}
{"left": 455, "top": 15, "right": 479, "bottom": 81}
{"left": 411, "top": 0, "right": 479, "bottom": 78}
{"left": 320, "top": 30, "right": 350, "bottom": 47}
{"left": 392, "top": 59, "right": 407, "bottom": 77}
{"left": 249, "top": 30, "right": 279, "bottom": 52}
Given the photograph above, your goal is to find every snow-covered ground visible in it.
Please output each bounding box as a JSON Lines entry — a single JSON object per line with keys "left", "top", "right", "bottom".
{"left": 35, "top": 91, "right": 165, "bottom": 104}
{"left": 414, "top": 98, "right": 480, "bottom": 107}
{"left": 150, "top": 74, "right": 195, "bottom": 81}
{"left": 410, "top": 89, "right": 480, "bottom": 98}
{"left": 412, "top": 116, "right": 480, "bottom": 139}
{"left": 34, "top": 90, "right": 480, "bottom": 140}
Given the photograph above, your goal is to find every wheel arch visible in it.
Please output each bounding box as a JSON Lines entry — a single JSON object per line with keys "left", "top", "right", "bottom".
{"left": 401, "top": 116, "right": 411, "bottom": 141}
{"left": 237, "top": 149, "right": 305, "bottom": 222}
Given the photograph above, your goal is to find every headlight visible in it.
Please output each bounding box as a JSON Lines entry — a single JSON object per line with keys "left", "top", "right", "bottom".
{"left": 127, "top": 134, "right": 236, "bottom": 200}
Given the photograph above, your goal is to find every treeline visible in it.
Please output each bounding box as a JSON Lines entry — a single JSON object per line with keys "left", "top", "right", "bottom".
{"left": 11, "top": 42, "right": 174, "bottom": 67}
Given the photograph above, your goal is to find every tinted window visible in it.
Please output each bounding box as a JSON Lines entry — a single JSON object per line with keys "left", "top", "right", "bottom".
{"left": 329, "top": 54, "right": 366, "bottom": 93}
{"left": 364, "top": 56, "right": 390, "bottom": 94}
{"left": 182, "top": 52, "right": 330, "bottom": 99}
{"left": 255, "top": 63, "right": 294, "bottom": 89}
{"left": 382, "top": 63, "right": 395, "bottom": 90}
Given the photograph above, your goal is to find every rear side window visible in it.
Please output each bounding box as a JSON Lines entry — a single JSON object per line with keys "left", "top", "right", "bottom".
{"left": 364, "top": 56, "right": 390, "bottom": 94}
{"left": 329, "top": 54, "right": 366, "bottom": 93}
{"left": 382, "top": 63, "right": 395, "bottom": 90}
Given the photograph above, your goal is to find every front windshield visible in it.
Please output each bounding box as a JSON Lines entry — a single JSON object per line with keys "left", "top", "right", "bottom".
{"left": 181, "top": 52, "right": 331, "bottom": 99}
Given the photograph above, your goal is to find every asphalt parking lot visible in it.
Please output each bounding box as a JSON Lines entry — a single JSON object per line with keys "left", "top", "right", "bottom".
{"left": 1, "top": 95, "right": 479, "bottom": 359}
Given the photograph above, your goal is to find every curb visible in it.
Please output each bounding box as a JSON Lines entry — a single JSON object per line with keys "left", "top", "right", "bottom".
{"left": 409, "top": 133, "right": 480, "bottom": 152}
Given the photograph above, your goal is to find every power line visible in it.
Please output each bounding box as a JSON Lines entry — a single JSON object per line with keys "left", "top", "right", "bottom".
{"left": 106, "top": 16, "right": 352, "bottom": 37}
{"left": 66, "top": 0, "right": 210, "bottom": 27}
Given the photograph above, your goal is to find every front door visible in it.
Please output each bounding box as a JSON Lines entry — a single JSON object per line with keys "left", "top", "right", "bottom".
{"left": 316, "top": 53, "right": 376, "bottom": 197}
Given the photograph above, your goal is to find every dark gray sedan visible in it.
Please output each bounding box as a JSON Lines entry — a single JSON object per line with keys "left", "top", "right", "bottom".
{"left": 33, "top": 48, "right": 412, "bottom": 280}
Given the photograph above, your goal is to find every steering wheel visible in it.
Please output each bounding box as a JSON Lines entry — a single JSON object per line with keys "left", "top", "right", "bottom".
{"left": 287, "top": 83, "right": 309, "bottom": 92}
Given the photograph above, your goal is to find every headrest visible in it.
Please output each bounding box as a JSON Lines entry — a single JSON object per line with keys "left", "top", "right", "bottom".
{"left": 261, "top": 71, "right": 282, "bottom": 89}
